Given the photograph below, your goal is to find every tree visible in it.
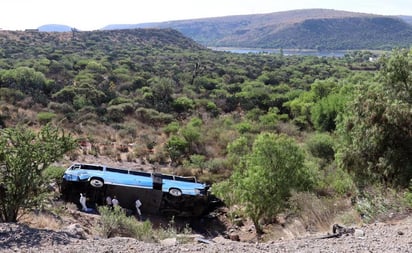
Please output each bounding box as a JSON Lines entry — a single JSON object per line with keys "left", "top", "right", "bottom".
{"left": 379, "top": 49, "right": 412, "bottom": 102}
{"left": 172, "top": 96, "right": 195, "bottom": 114}
{"left": 336, "top": 49, "right": 412, "bottom": 187}
{"left": 310, "top": 93, "right": 346, "bottom": 132}
{"left": 0, "top": 125, "right": 76, "bottom": 222}
{"left": 0, "top": 67, "right": 50, "bottom": 104}
{"left": 216, "top": 133, "right": 311, "bottom": 235}
{"left": 165, "top": 135, "right": 188, "bottom": 166}
{"left": 147, "top": 77, "right": 174, "bottom": 113}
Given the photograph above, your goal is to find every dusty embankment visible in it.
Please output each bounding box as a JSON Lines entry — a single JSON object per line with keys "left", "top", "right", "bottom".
{"left": 1, "top": 212, "right": 411, "bottom": 253}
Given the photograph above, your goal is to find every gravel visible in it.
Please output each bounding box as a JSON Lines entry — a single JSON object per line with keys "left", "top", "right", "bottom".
{"left": 1, "top": 215, "right": 412, "bottom": 253}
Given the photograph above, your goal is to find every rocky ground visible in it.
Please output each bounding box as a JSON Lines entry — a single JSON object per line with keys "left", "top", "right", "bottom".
{"left": 1, "top": 212, "right": 411, "bottom": 253}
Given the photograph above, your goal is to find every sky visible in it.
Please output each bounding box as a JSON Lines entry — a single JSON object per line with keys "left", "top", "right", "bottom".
{"left": 1, "top": 0, "right": 411, "bottom": 31}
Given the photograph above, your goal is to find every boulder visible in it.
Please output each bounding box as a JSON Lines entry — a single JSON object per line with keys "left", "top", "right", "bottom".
{"left": 61, "top": 223, "right": 87, "bottom": 239}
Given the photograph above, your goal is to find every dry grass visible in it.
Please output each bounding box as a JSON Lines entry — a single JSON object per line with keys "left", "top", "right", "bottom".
{"left": 20, "top": 212, "right": 62, "bottom": 230}
{"left": 288, "top": 192, "right": 354, "bottom": 232}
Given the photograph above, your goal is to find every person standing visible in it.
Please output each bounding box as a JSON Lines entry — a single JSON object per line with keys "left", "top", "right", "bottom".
{"left": 135, "top": 198, "right": 142, "bottom": 220}
{"left": 79, "top": 193, "right": 87, "bottom": 211}
{"left": 112, "top": 196, "right": 119, "bottom": 207}
{"left": 106, "top": 196, "right": 113, "bottom": 208}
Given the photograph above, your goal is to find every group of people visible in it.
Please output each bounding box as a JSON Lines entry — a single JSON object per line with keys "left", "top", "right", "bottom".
{"left": 105, "top": 195, "right": 142, "bottom": 220}
{"left": 79, "top": 193, "right": 142, "bottom": 219}
{"left": 105, "top": 195, "right": 119, "bottom": 207}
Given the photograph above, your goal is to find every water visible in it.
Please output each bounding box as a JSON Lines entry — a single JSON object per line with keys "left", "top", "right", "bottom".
{"left": 209, "top": 47, "right": 348, "bottom": 58}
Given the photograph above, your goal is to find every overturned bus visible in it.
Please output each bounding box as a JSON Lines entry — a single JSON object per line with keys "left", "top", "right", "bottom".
{"left": 61, "top": 163, "right": 211, "bottom": 217}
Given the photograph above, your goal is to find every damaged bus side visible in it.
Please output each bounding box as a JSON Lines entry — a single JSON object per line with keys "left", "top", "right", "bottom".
{"left": 61, "top": 163, "right": 211, "bottom": 217}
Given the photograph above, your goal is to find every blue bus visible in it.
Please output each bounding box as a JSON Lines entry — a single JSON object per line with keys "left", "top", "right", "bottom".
{"left": 62, "top": 163, "right": 208, "bottom": 197}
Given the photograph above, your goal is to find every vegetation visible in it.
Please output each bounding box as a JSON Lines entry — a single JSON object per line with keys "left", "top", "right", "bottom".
{"left": 98, "top": 205, "right": 155, "bottom": 241}
{"left": 0, "top": 28, "right": 411, "bottom": 236}
{"left": 0, "top": 125, "right": 76, "bottom": 222}
{"left": 336, "top": 49, "right": 412, "bottom": 188}
{"left": 214, "top": 133, "right": 312, "bottom": 234}
{"left": 98, "top": 206, "right": 192, "bottom": 242}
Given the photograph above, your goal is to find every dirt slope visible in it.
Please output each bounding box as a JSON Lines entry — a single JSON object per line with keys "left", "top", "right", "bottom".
{"left": 1, "top": 213, "right": 411, "bottom": 252}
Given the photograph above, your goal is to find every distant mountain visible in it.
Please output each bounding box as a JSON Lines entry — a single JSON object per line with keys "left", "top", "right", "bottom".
{"left": 102, "top": 9, "right": 412, "bottom": 50}
{"left": 38, "top": 24, "right": 72, "bottom": 32}
{"left": 103, "top": 23, "right": 160, "bottom": 30}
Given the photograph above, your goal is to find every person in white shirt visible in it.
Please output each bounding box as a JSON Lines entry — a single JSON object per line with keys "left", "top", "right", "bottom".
{"left": 112, "top": 196, "right": 119, "bottom": 207}
{"left": 106, "top": 196, "right": 112, "bottom": 208}
{"left": 79, "top": 193, "right": 87, "bottom": 211}
{"left": 135, "top": 198, "right": 142, "bottom": 219}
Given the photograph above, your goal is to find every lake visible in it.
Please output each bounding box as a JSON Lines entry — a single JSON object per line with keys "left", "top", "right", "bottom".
{"left": 209, "top": 47, "right": 348, "bottom": 58}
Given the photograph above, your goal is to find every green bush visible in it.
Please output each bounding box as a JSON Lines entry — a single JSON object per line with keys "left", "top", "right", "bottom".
{"left": 321, "top": 165, "right": 355, "bottom": 195}
{"left": 172, "top": 96, "right": 194, "bottom": 113}
{"left": 43, "top": 165, "right": 66, "bottom": 183}
{"left": 0, "top": 88, "right": 25, "bottom": 104}
{"left": 403, "top": 191, "right": 412, "bottom": 207}
{"left": 402, "top": 180, "right": 412, "bottom": 208}
{"left": 163, "top": 122, "right": 180, "bottom": 136}
{"left": 107, "top": 103, "right": 134, "bottom": 122}
{"left": 205, "top": 157, "right": 230, "bottom": 175}
{"left": 37, "top": 112, "right": 57, "bottom": 125}
{"left": 355, "top": 185, "right": 408, "bottom": 223}
{"left": 205, "top": 101, "right": 219, "bottom": 117}
{"left": 165, "top": 136, "right": 188, "bottom": 165}
{"left": 108, "top": 97, "right": 134, "bottom": 106}
{"left": 135, "top": 107, "right": 174, "bottom": 126}
{"left": 98, "top": 206, "right": 155, "bottom": 242}
{"left": 235, "top": 122, "right": 253, "bottom": 134}
{"left": 306, "top": 132, "right": 335, "bottom": 161}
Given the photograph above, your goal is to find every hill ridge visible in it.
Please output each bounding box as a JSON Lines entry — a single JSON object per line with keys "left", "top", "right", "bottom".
{"left": 101, "top": 9, "right": 412, "bottom": 50}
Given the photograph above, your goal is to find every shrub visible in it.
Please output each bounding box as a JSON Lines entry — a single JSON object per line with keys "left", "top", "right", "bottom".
{"left": 172, "top": 96, "right": 194, "bottom": 113}
{"left": 98, "top": 206, "right": 155, "bottom": 242}
{"left": 0, "top": 125, "right": 76, "bottom": 222}
{"left": 42, "top": 165, "right": 66, "bottom": 189}
{"left": 107, "top": 103, "right": 134, "bottom": 122}
{"left": 355, "top": 185, "right": 410, "bottom": 223}
{"left": 0, "top": 88, "right": 25, "bottom": 104}
{"left": 205, "top": 101, "right": 219, "bottom": 117}
{"left": 47, "top": 102, "right": 75, "bottom": 114}
{"left": 135, "top": 107, "right": 174, "bottom": 126}
{"left": 306, "top": 132, "right": 335, "bottom": 161}
{"left": 108, "top": 97, "right": 134, "bottom": 106}
{"left": 37, "top": 112, "right": 57, "bottom": 125}
{"left": 151, "top": 149, "right": 169, "bottom": 165}
{"left": 403, "top": 191, "right": 412, "bottom": 208}
{"left": 165, "top": 136, "right": 188, "bottom": 165}
{"left": 205, "top": 157, "right": 230, "bottom": 175}
{"left": 163, "top": 122, "right": 180, "bottom": 136}
{"left": 318, "top": 164, "right": 355, "bottom": 195}
{"left": 235, "top": 122, "right": 253, "bottom": 134}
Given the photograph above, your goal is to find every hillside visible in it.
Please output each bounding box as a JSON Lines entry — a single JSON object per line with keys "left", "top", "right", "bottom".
{"left": 0, "top": 28, "right": 204, "bottom": 55}
{"left": 102, "top": 9, "right": 412, "bottom": 50}
{"left": 1, "top": 18, "right": 412, "bottom": 252}
{"left": 0, "top": 27, "right": 362, "bottom": 176}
